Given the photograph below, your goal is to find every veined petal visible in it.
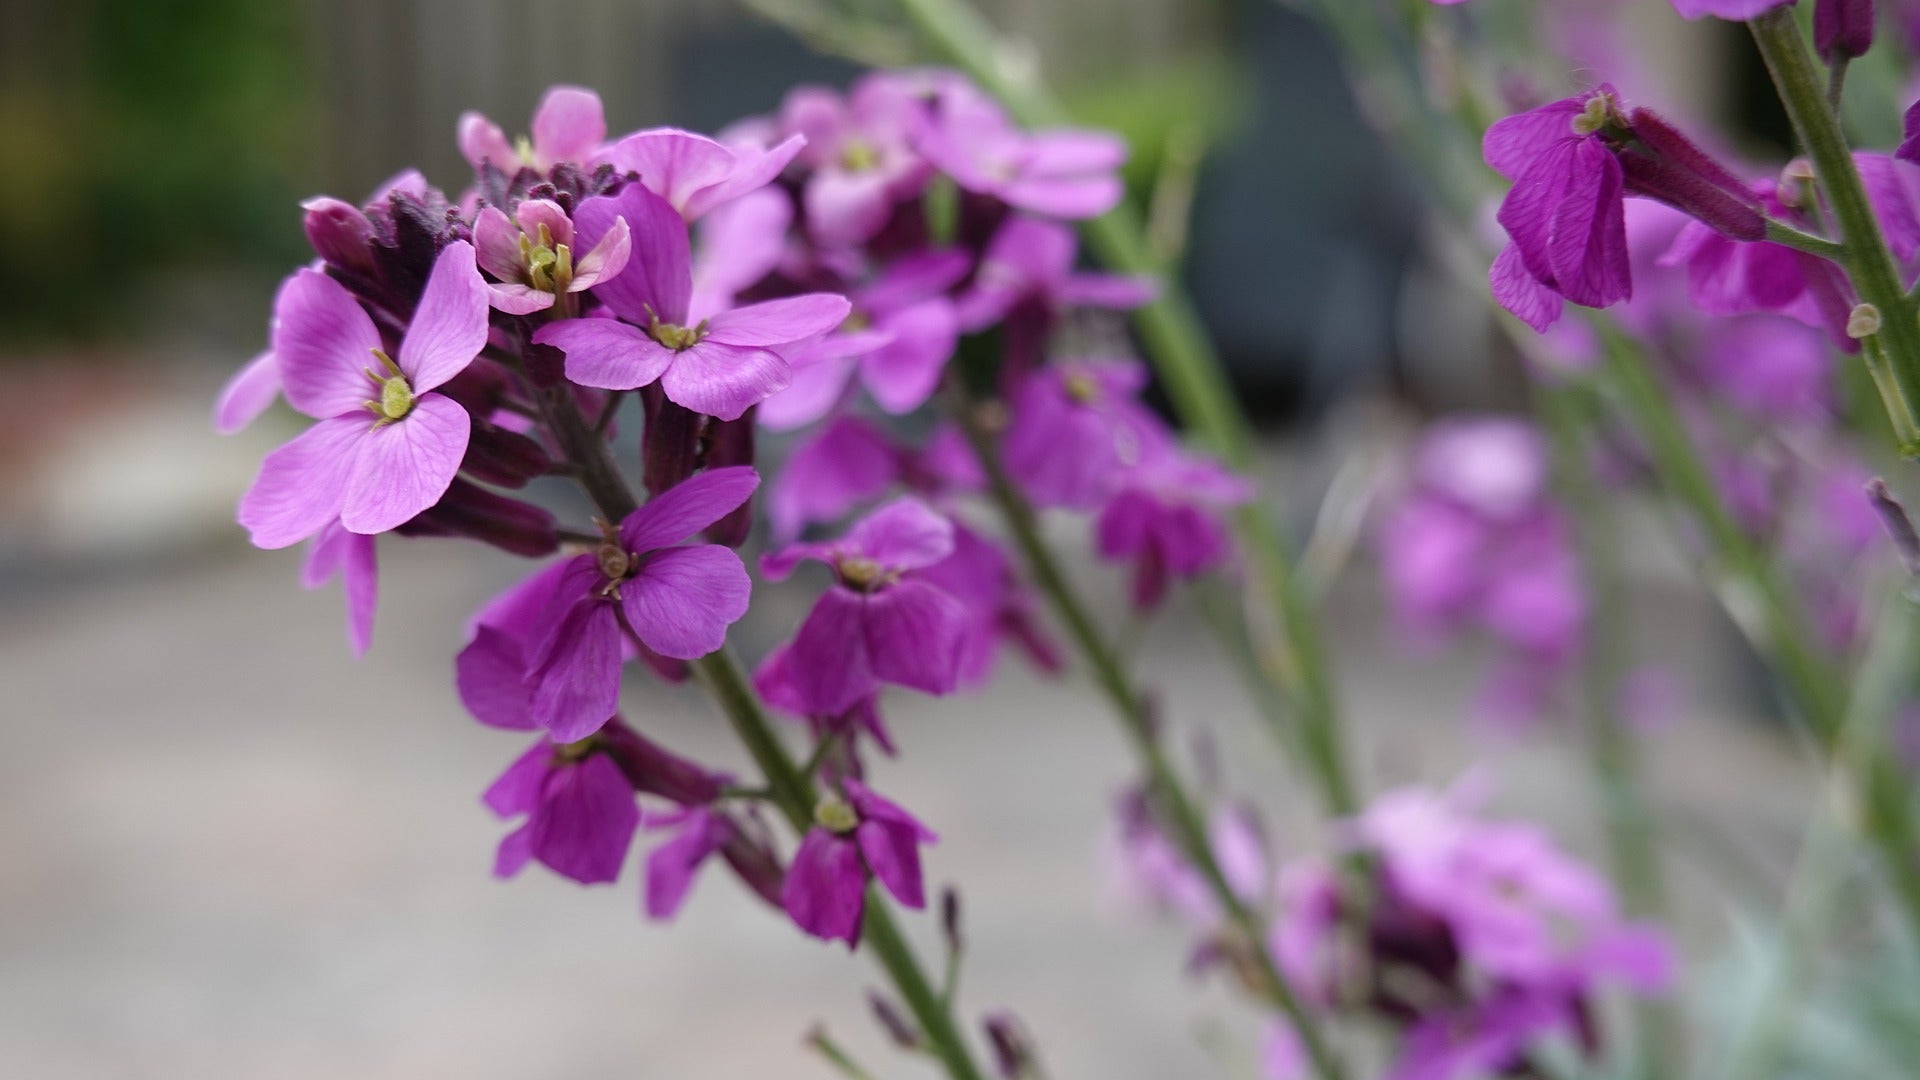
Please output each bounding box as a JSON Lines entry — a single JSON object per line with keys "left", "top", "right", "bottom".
{"left": 604, "top": 129, "right": 736, "bottom": 217}
{"left": 571, "top": 214, "right": 632, "bottom": 291}
{"left": 273, "top": 269, "right": 383, "bottom": 419}
{"left": 340, "top": 392, "right": 469, "bottom": 535}
{"left": 528, "top": 754, "right": 639, "bottom": 885}
{"left": 789, "top": 588, "right": 877, "bottom": 715}
{"left": 619, "top": 465, "right": 761, "bottom": 552}
{"left": 1482, "top": 98, "right": 1583, "bottom": 181}
{"left": 527, "top": 597, "right": 623, "bottom": 743}
{"left": 621, "top": 545, "right": 751, "bottom": 660}
{"left": 303, "top": 520, "right": 379, "bottom": 656}
{"left": 536, "top": 317, "right": 675, "bottom": 391}
{"left": 863, "top": 579, "right": 968, "bottom": 696}
{"left": 1546, "top": 141, "right": 1631, "bottom": 308}
{"left": 704, "top": 294, "right": 853, "bottom": 348}
{"left": 530, "top": 85, "right": 606, "bottom": 169}
{"left": 683, "top": 134, "right": 806, "bottom": 220}
{"left": 658, "top": 341, "right": 791, "bottom": 421}
{"left": 576, "top": 184, "right": 692, "bottom": 324}
{"left": 848, "top": 497, "right": 955, "bottom": 571}
{"left": 515, "top": 199, "right": 575, "bottom": 251}
{"left": 213, "top": 350, "right": 281, "bottom": 435}
{"left": 473, "top": 206, "right": 525, "bottom": 281}
{"left": 398, "top": 241, "right": 489, "bottom": 393}
{"left": 237, "top": 414, "right": 362, "bottom": 549}
{"left": 486, "top": 282, "right": 556, "bottom": 315}
{"left": 1489, "top": 243, "right": 1564, "bottom": 333}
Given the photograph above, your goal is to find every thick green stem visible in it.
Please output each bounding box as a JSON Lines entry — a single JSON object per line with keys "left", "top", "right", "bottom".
{"left": 886, "top": 0, "right": 1360, "bottom": 820}
{"left": 956, "top": 407, "right": 1347, "bottom": 1080}
{"left": 540, "top": 390, "right": 987, "bottom": 1080}
{"left": 1751, "top": 11, "right": 1920, "bottom": 457}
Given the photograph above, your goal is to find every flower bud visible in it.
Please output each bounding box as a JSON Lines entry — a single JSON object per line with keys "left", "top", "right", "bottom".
{"left": 1816, "top": 0, "right": 1876, "bottom": 60}
{"left": 393, "top": 479, "right": 558, "bottom": 557}
{"left": 463, "top": 419, "right": 554, "bottom": 488}
{"left": 599, "top": 719, "right": 728, "bottom": 805}
{"left": 868, "top": 991, "right": 921, "bottom": 1049}
{"left": 1624, "top": 108, "right": 1758, "bottom": 205}
{"left": 1618, "top": 153, "right": 1768, "bottom": 241}
{"left": 983, "top": 1011, "right": 1042, "bottom": 1080}
{"left": 719, "top": 815, "right": 786, "bottom": 909}
{"left": 641, "top": 386, "right": 704, "bottom": 496}
{"left": 703, "top": 414, "right": 757, "bottom": 547}
{"left": 301, "top": 197, "right": 375, "bottom": 275}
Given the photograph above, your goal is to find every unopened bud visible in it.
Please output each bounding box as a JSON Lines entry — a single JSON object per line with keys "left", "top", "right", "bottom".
{"left": 393, "top": 479, "right": 557, "bottom": 557}
{"left": 302, "top": 196, "right": 375, "bottom": 275}
{"left": 984, "top": 1011, "right": 1043, "bottom": 1080}
{"left": 1816, "top": 0, "right": 1876, "bottom": 61}
{"left": 1848, "top": 302, "right": 1883, "bottom": 339}
{"left": 868, "top": 991, "right": 921, "bottom": 1049}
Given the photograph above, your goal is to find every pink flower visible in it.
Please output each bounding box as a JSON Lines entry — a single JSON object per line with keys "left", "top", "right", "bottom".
{"left": 778, "top": 73, "right": 935, "bottom": 247}
{"left": 954, "top": 216, "right": 1155, "bottom": 332}
{"left": 783, "top": 779, "right": 937, "bottom": 947}
{"left": 762, "top": 498, "right": 971, "bottom": 714}
{"left": 213, "top": 349, "right": 281, "bottom": 435}
{"left": 460, "top": 85, "right": 608, "bottom": 174}
{"left": 238, "top": 241, "right": 490, "bottom": 547}
{"left": 533, "top": 183, "right": 850, "bottom": 421}
{"left": 919, "top": 79, "right": 1128, "bottom": 219}
{"left": 598, "top": 127, "right": 806, "bottom": 222}
{"left": 472, "top": 198, "right": 631, "bottom": 314}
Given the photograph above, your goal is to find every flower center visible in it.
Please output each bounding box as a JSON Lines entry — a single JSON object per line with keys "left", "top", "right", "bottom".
{"left": 519, "top": 223, "right": 575, "bottom": 294}
{"left": 814, "top": 794, "right": 859, "bottom": 834}
{"left": 1570, "top": 93, "right": 1616, "bottom": 137}
{"left": 1062, "top": 372, "right": 1103, "bottom": 405}
{"left": 361, "top": 348, "right": 415, "bottom": 423}
{"left": 840, "top": 138, "right": 880, "bottom": 173}
{"left": 646, "top": 310, "right": 708, "bottom": 351}
{"left": 835, "top": 555, "right": 887, "bottom": 591}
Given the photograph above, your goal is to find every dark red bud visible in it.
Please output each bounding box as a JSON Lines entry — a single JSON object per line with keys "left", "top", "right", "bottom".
{"left": 702, "top": 414, "right": 757, "bottom": 547}
{"left": 393, "top": 479, "right": 557, "bottom": 557}
{"left": 1624, "top": 108, "right": 1759, "bottom": 207}
{"left": 1816, "top": 0, "right": 1876, "bottom": 60}
{"left": 641, "top": 386, "right": 704, "bottom": 496}
{"left": 462, "top": 419, "right": 554, "bottom": 488}
{"left": 1619, "top": 152, "right": 1768, "bottom": 241}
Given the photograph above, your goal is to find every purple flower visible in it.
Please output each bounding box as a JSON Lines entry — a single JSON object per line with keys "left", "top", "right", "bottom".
{"left": 519, "top": 467, "right": 760, "bottom": 742}
{"left": 954, "top": 216, "right": 1155, "bottom": 333}
{"left": 485, "top": 740, "right": 639, "bottom": 885}
{"left": 533, "top": 183, "right": 850, "bottom": 421}
{"left": 1096, "top": 449, "right": 1254, "bottom": 610}
{"left": 782, "top": 779, "right": 937, "bottom": 947}
{"left": 1900, "top": 99, "right": 1920, "bottom": 166}
{"left": 644, "top": 804, "right": 785, "bottom": 920}
{"left": 913, "top": 520, "right": 1063, "bottom": 688}
{"left": 1001, "top": 359, "right": 1174, "bottom": 510}
{"left": 1660, "top": 175, "right": 1858, "bottom": 346}
{"left": 598, "top": 127, "right": 806, "bottom": 222}
{"left": 460, "top": 85, "right": 607, "bottom": 174}
{"left": 779, "top": 73, "right": 935, "bottom": 248}
{"left": 473, "top": 198, "right": 631, "bottom": 314}
{"left": 303, "top": 519, "right": 378, "bottom": 656}
{"left": 762, "top": 498, "right": 971, "bottom": 714}
{"left": 1486, "top": 87, "right": 1633, "bottom": 317}
{"left": 1669, "top": 0, "right": 1797, "bottom": 17}
{"left": 238, "top": 241, "right": 490, "bottom": 548}
{"left": 920, "top": 80, "right": 1127, "bottom": 219}
{"left": 765, "top": 416, "right": 906, "bottom": 544}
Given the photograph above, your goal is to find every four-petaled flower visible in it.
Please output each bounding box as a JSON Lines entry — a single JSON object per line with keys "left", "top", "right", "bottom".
{"left": 783, "top": 779, "right": 938, "bottom": 947}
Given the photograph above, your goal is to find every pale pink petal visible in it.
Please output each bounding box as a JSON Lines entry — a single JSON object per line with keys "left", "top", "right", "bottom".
{"left": 704, "top": 293, "right": 852, "bottom": 348}
{"left": 340, "top": 392, "right": 469, "bottom": 534}
{"left": 575, "top": 183, "right": 692, "bottom": 324}
{"left": 570, "top": 214, "right": 631, "bottom": 291}
{"left": 849, "top": 498, "right": 954, "bottom": 571}
{"left": 1001, "top": 175, "right": 1122, "bottom": 219}
{"left": 237, "top": 415, "right": 362, "bottom": 549}
{"left": 620, "top": 465, "right": 762, "bottom": 552}
{"left": 756, "top": 349, "right": 858, "bottom": 432}
{"left": 535, "top": 317, "right": 675, "bottom": 391}
{"left": 458, "top": 111, "right": 517, "bottom": 170}
{"left": 658, "top": 341, "right": 791, "bottom": 421}
{"left": 861, "top": 300, "right": 957, "bottom": 413}
{"left": 213, "top": 350, "right": 281, "bottom": 434}
{"left": 530, "top": 86, "right": 606, "bottom": 168}
{"left": 273, "top": 269, "right": 382, "bottom": 420}
{"left": 806, "top": 169, "right": 896, "bottom": 248}
{"left": 398, "top": 241, "right": 489, "bottom": 393}
{"left": 605, "top": 129, "right": 736, "bottom": 216}
{"left": 620, "top": 545, "right": 751, "bottom": 659}
{"left": 473, "top": 206, "right": 525, "bottom": 281}
{"left": 683, "top": 134, "right": 806, "bottom": 220}
{"left": 486, "top": 282, "right": 555, "bottom": 315}
{"left": 514, "top": 198, "right": 575, "bottom": 250}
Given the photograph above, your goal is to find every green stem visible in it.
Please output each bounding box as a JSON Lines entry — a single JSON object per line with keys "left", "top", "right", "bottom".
{"left": 1751, "top": 11, "right": 1920, "bottom": 457}
{"left": 886, "top": 0, "right": 1360, "bottom": 819}
{"left": 1761, "top": 219, "right": 1849, "bottom": 262}
{"left": 540, "top": 389, "right": 987, "bottom": 1080}
{"left": 956, "top": 406, "right": 1347, "bottom": 1080}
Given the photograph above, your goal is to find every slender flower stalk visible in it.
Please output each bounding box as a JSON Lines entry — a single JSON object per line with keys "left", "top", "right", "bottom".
{"left": 539, "top": 387, "right": 988, "bottom": 1080}
{"left": 1749, "top": 9, "right": 1920, "bottom": 456}
{"left": 952, "top": 397, "right": 1348, "bottom": 1080}
{"left": 881, "top": 0, "right": 1362, "bottom": 821}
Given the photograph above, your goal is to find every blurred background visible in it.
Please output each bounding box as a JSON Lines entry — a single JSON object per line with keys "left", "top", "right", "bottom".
{"left": 0, "top": 1, "right": 1827, "bottom": 1077}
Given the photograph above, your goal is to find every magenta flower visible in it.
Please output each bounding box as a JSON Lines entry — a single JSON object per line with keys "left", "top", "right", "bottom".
{"left": 518, "top": 467, "right": 760, "bottom": 742}
{"left": 460, "top": 85, "right": 607, "bottom": 174}
{"left": 1096, "top": 449, "right": 1254, "bottom": 610}
{"left": 954, "top": 216, "right": 1155, "bottom": 333}
{"left": 1001, "top": 359, "right": 1174, "bottom": 511}
{"left": 1900, "top": 99, "right": 1920, "bottom": 166}
{"left": 1659, "top": 175, "right": 1857, "bottom": 346}
{"left": 303, "top": 519, "right": 378, "bottom": 657}
{"left": 1486, "top": 87, "right": 1633, "bottom": 316}
{"left": 766, "top": 416, "right": 905, "bottom": 544}
{"left": 238, "top": 241, "right": 490, "bottom": 548}
{"left": 644, "top": 807, "right": 738, "bottom": 919}
{"left": 920, "top": 80, "right": 1127, "bottom": 219}
{"left": 783, "top": 779, "right": 937, "bottom": 947}
{"left": 533, "top": 183, "right": 850, "bottom": 421}
{"left": 485, "top": 740, "right": 639, "bottom": 885}
{"left": 598, "top": 127, "right": 806, "bottom": 222}
{"left": 779, "top": 73, "right": 934, "bottom": 247}
{"left": 473, "top": 198, "right": 631, "bottom": 314}
{"left": 1669, "top": 0, "right": 1797, "bottom": 17}
{"left": 762, "top": 498, "right": 971, "bottom": 714}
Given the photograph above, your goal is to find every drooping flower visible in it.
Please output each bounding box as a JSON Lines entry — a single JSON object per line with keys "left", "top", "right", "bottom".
{"left": 1001, "top": 359, "right": 1174, "bottom": 511}
{"left": 1096, "top": 448, "right": 1254, "bottom": 610}
{"left": 533, "top": 183, "right": 850, "bottom": 421}
{"left": 485, "top": 740, "right": 640, "bottom": 885}
{"left": 783, "top": 779, "right": 938, "bottom": 946}
{"left": 777, "top": 73, "right": 935, "bottom": 248}
{"left": 238, "top": 241, "right": 490, "bottom": 548}
{"left": 473, "top": 198, "right": 631, "bottom": 314}
{"left": 762, "top": 498, "right": 971, "bottom": 714}
{"left": 518, "top": 467, "right": 760, "bottom": 742}
{"left": 920, "top": 80, "right": 1128, "bottom": 219}
{"left": 460, "top": 85, "right": 608, "bottom": 175}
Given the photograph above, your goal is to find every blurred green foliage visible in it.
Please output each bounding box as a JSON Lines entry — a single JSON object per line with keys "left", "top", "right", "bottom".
{"left": 0, "top": 0, "right": 314, "bottom": 347}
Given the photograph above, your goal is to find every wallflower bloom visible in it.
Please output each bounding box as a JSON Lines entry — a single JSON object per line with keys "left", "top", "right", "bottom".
{"left": 239, "top": 241, "right": 489, "bottom": 547}
{"left": 1001, "top": 359, "right": 1173, "bottom": 510}
{"left": 920, "top": 80, "right": 1127, "bottom": 219}
{"left": 783, "top": 779, "right": 937, "bottom": 946}
{"left": 518, "top": 467, "right": 760, "bottom": 742}
{"left": 762, "top": 498, "right": 970, "bottom": 714}
{"left": 1096, "top": 449, "right": 1254, "bottom": 610}
{"left": 473, "top": 198, "right": 631, "bottom": 314}
{"left": 460, "top": 85, "right": 607, "bottom": 174}
{"left": 213, "top": 350, "right": 280, "bottom": 435}
{"left": 485, "top": 741, "right": 640, "bottom": 885}
{"left": 534, "top": 183, "right": 850, "bottom": 421}
{"left": 778, "top": 74, "right": 934, "bottom": 247}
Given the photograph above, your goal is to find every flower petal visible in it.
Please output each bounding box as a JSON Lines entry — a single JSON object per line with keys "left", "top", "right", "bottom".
{"left": 457, "top": 625, "right": 539, "bottom": 730}
{"left": 340, "top": 392, "right": 469, "bottom": 535}
{"left": 806, "top": 168, "right": 896, "bottom": 248}
{"left": 863, "top": 579, "right": 968, "bottom": 697}
{"left": 619, "top": 465, "right": 762, "bottom": 552}
{"left": 483, "top": 742, "right": 552, "bottom": 818}
{"left": 789, "top": 588, "right": 877, "bottom": 715}
{"left": 848, "top": 497, "right": 955, "bottom": 571}
{"left": 398, "top": 241, "right": 489, "bottom": 393}
{"left": 861, "top": 300, "right": 957, "bottom": 413}
{"left": 1482, "top": 97, "right": 1582, "bottom": 181}
{"left": 530, "top": 85, "right": 606, "bottom": 168}
{"left": 782, "top": 829, "right": 867, "bottom": 946}
{"left": 487, "top": 283, "right": 554, "bottom": 315}
{"left": 458, "top": 111, "right": 516, "bottom": 171}
{"left": 604, "top": 129, "right": 737, "bottom": 217}
{"left": 1545, "top": 140, "right": 1630, "bottom": 308}
{"left": 576, "top": 183, "right": 692, "bottom": 325}
{"left": 213, "top": 350, "right": 281, "bottom": 435}
{"left": 684, "top": 134, "right": 806, "bottom": 220}
{"left": 303, "top": 520, "right": 379, "bottom": 656}
{"left": 621, "top": 545, "right": 751, "bottom": 659}
{"left": 1000, "top": 175, "right": 1122, "bottom": 219}
{"left": 856, "top": 817, "right": 929, "bottom": 908}
{"left": 473, "top": 206, "right": 525, "bottom": 281}
{"left": 644, "top": 808, "right": 732, "bottom": 920}
{"left": 528, "top": 754, "right": 639, "bottom": 885}
{"left": 273, "top": 269, "right": 382, "bottom": 419}
{"left": 527, "top": 597, "right": 623, "bottom": 743}
{"left": 536, "top": 317, "right": 675, "bottom": 391}
{"left": 704, "top": 293, "right": 853, "bottom": 348}
{"left": 1489, "top": 243, "right": 1564, "bottom": 333}
{"left": 237, "top": 414, "right": 362, "bottom": 549}
{"left": 658, "top": 341, "right": 791, "bottom": 421}
{"left": 571, "top": 214, "right": 632, "bottom": 291}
